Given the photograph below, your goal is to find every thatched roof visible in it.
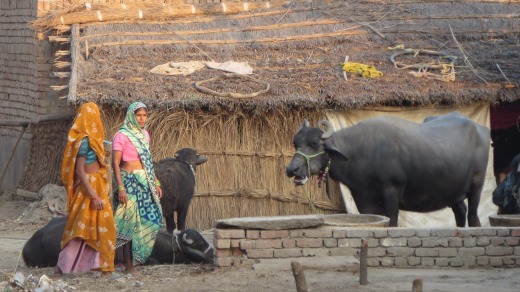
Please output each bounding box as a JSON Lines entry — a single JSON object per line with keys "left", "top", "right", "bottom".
{"left": 41, "top": 0, "right": 520, "bottom": 113}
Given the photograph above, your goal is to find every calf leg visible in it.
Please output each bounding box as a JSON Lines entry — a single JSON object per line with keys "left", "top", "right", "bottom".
{"left": 450, "top": 201, "right": 467, "bottom": 227}
{"left": 177, "top": 205, "right": 189, "bottom": 231}
{"left": 164, "top": 213, "right": 176, "bottom": 234}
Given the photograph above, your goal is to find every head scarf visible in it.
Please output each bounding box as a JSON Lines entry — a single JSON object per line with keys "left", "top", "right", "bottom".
{"left": 120, "top": 102, "right": 148, "bottom": 143}
{"left": 117, "top": 102, "right": 162, "bottom": 210}
{"left": 61, "top": 102, "right": 105, "bottom": 197}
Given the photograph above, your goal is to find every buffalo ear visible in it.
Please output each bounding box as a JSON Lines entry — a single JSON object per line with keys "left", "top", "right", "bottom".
{"left": 299, "top": 119, "right": 311, "bottom": 130}
{"left": 324, "top": 135, "right": 349, "bottom": 161}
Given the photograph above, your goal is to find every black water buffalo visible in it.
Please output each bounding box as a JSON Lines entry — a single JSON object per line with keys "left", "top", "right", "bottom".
{"left": 492, "top": 154, "right": 520, "bottom": 214}
{"left": 286, "top": 112, "right": 490, "bottom": 227}
{"left": 154, "top": 148, "right": 208, "bottom": 233}
{"left": 22, "top": 216, "right": 214, "bottom": 268}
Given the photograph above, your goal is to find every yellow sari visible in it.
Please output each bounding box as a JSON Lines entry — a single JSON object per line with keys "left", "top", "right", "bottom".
{"left": 60, "top": 102, "right": 116, "bottom": 272}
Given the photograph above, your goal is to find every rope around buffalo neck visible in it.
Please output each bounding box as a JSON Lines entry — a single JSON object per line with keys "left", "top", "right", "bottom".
{"left": 295, "top": 150, "right": 325, "bottom": 178}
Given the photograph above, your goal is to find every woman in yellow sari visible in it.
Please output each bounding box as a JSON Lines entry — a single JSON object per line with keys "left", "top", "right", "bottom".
{"left": 58, "top": 102, "right": 116, "bottom": 274}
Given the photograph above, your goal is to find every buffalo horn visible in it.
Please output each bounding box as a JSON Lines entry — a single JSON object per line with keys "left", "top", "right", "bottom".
{"left": 299, "top": 119, "right": 311, "bottom": 130}
{"left": 182, "top": 233, "right": 194, "bottom": 245}
{"left": 317, "top": 120, "right": 334, "bottom": 139}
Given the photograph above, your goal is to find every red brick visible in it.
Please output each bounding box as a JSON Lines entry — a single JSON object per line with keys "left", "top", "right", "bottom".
{"left": 290, "top": 230, "right": 305, "bottom": 238}
{"left": 215, "top": 239, "right": 231, "bottom": 249}
{"left": 296, "top": 238, "right": 323, "bottom": 248}
{"left": 304, "top": 229, "right": 332, "bottom": 238}
{"left": 230, "top": 239, "right": 240, "bottom": 248}
{"left": 215, "top": 229, "right": 245, "bottom": 239}
{"left": 333, "top": 230, "right": 347, "bottom": 238}
{"left": 506, "top": 238, "right": 520, "bottom": 246}
{"left": 256, "top": 239, "right": 282, "bottom": 249}
{"left": 260, "top": 230, "right": 290, "bottom": 239}
{"left": 282, "top": 239, "right": 296, "bottom": 248}
{"left": 510, "top": 229, "right": 520, "bottom": 236}
{"left": 216, "top": 248, "right": 231, "bottom": 257}
{"left": 240, "top": 240, "right": 255, "bottom": 250}
{"left": 246, "top": 230, "right": 260, "bottom": 239}
{"left": 274, "top": 248, "right": 302, "bottom": 258}
{"left": 247, "top": 249, "right": 274, "bottom": 259}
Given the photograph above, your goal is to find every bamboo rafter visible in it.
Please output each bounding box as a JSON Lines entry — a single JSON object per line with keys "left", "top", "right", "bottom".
{"left": 86, "top": 28, "right": 520, "bottom": 48}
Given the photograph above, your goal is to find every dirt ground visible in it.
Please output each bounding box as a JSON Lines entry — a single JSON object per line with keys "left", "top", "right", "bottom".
{"left": 1, "top": 194, "right": 520, "bottom": 292}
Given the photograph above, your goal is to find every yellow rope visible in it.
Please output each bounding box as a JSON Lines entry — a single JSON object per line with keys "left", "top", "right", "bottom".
{"left": 342, "top": 62, "right": 383, "bottom": 78}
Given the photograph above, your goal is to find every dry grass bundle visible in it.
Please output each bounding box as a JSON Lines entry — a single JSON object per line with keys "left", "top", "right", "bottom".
{"left": 100, "top": 107, "right": 345, "bottom": 230}
{"left": 33, "top": 0, "right": 324, "bottom": 29}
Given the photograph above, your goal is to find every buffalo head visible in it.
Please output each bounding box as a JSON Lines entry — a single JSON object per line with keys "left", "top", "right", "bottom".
{"left": 174, "top": 148, "right": 208, "bottom": 167}
{"left": 285, "top": 119, "right": 333, "bottom": 185}
{"left": 178, "top": 229, "right": 214, "bottom": 264}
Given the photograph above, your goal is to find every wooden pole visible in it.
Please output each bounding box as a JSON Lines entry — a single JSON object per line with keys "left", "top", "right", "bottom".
{"left": 359, "top": 239, "right": 368, "bottom": 285}
{"left": 412, "top": 278, "right": 423, "bottom": 292}
{"left": 291, "top": 260, "right": 308, "bottom": 292}
{"left": 68, "top": 24, "right": 80, "bottom": 102}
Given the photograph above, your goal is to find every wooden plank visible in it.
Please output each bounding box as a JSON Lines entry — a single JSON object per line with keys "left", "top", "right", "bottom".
{"left": 16, "top": 189, "right": 40, "bottom": 201}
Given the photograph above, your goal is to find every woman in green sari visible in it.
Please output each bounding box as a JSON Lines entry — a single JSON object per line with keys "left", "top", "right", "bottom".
{"left": 112, "top": 102, "right": 163, "bottom": 272}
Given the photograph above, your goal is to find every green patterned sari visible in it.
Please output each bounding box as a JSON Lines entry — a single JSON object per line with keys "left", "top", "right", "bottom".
{"left": 113, "top": 102, "right": 163, "bottom": 265}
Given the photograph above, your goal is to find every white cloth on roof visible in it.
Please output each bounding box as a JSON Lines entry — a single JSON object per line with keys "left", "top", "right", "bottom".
{"left": 149, "top": 61, "right": 205, "bottom": 76}
{"left": 205, "top": 61, "right": 253, "bottom": 75}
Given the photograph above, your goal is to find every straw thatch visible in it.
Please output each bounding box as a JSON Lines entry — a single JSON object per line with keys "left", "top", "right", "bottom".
{"left": 24, "top": 0, "right": 520, "bottom": 230}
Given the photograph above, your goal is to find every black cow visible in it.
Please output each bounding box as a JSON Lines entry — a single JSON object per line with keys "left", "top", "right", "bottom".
{"left": 286, "top": 112, "right": 490, "bottom": 227}
{"left": 154, "top": 148, "right": 208, "bottom": 233}
{"left": 22, "top": 216, "right": 214, "bottom": 268}
{"left": 492, "top": 154, "right": 520, "bottom": 214}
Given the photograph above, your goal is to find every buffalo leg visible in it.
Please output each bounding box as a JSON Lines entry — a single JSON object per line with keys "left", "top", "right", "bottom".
{"left": 383, "top": 187, "right": 401, "bottom": 227}
{"left": 450, "top": 201, "right": 467, "bottom": 227}
{"left": 467, "top": 178, "right": 483, "bottom": 227}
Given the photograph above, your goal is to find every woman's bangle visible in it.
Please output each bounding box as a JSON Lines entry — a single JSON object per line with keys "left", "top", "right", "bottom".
{"left": 117, "top": 185, "right": 125, "bottom": 191}
{"left": 155, "top": 179, "right": 161, "bottom": 187}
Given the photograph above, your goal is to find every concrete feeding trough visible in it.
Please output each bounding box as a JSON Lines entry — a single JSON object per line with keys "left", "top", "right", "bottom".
{"left": 323, "top": 214, "right": 390, "bottom": 227}
{"left": 215, "top": 214, "right": 325, "bottom": 230}
{"left": 489, "top": 214, "right": 520, "bottom": 227}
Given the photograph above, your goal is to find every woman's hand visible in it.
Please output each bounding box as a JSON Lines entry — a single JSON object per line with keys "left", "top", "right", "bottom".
{"left": 90, "top": 195, "right": 104, "bottom": 210}
{"left": 118, "top": 189, "right": 128, "bottom": 204}
{"left": 156, "top": 185, "right": 163, "bottom": 199}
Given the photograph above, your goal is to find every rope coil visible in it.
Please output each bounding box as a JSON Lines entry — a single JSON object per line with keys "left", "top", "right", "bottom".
{"left": 194, "top": 73, "right": 270, "bottom": 99}
{"left": 389, "top": 49, "right": 457, "bottom": 82}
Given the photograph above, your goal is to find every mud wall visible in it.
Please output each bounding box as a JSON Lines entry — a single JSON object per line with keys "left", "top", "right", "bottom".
{"left": 213, "top": 227, "right": 520, "bottom": 268}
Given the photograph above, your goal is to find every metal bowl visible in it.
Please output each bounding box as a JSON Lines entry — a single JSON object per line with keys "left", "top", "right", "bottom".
{"left": 324, "top": 214, "right": 390, "bottom": 227}
{"left": 489, "top": 214, "right": 520, "bottom": 227}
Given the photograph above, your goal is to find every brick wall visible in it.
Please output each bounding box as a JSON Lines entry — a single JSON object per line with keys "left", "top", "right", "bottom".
{"left": 0, "top": 0, "right": 69, "bottom": 193}
{"left": 213, "top": 227, "right": 520, "bottom": 268}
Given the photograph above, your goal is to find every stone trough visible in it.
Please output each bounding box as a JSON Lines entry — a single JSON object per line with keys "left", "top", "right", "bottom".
{"left": 489, "top": 215, "right": 520, "bottom": 227}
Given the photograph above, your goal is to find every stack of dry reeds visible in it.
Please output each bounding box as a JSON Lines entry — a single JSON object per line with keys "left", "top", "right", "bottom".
{"left": 33, "top": 0, "right": 305, "bottom": 29}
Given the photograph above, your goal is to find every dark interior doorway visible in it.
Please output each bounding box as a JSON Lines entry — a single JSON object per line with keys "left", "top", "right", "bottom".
{"left": 490, "top": 101, "right": 520, "bottom": 183}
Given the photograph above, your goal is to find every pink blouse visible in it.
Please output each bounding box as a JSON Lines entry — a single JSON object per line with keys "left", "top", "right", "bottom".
{"left": 112, "top": 131, "right": 150, "bottom": 162}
